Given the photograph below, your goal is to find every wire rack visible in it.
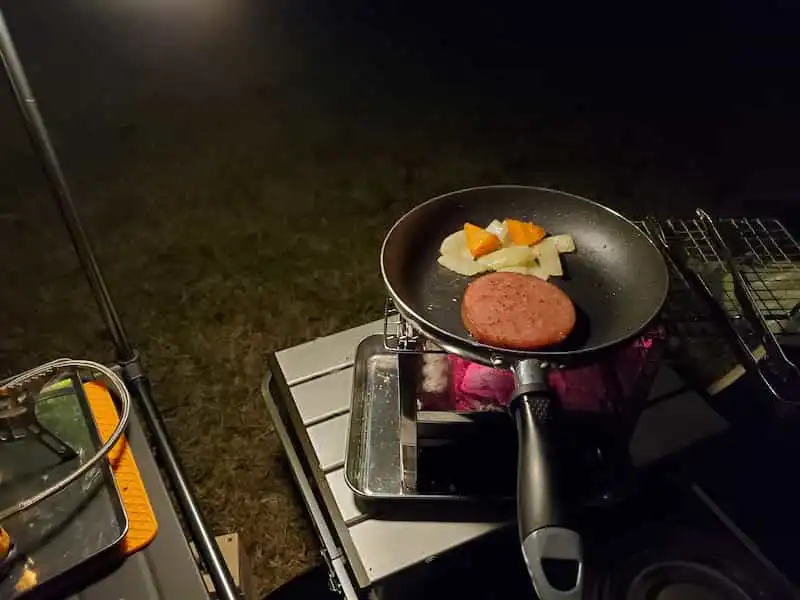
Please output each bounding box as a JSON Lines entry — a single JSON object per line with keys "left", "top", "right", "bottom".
{"left": 661, "top": 218, "right": 800, "bottom": 337}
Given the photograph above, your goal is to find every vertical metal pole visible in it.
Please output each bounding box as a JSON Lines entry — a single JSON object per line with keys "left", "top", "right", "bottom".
{"left": 130, "top": 377, "right": 241, "bottom": 600}
{"left": 0, "top": 11, "right": 240, "bottom": 600}
{"left": 0, "top": 8, "right": 133, "bottom": 362}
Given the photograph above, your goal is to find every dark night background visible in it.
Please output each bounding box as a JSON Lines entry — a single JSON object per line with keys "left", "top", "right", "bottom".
{"left": 2, "top": 1, "right": 799, "bottom": 213}
{"left": 0, "top": 0, "right": 798, "bottom": 593}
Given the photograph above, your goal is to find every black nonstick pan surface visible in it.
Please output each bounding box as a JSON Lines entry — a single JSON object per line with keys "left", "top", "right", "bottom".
{"left": 381, "top": 185, "right": 669, "bottom": 364}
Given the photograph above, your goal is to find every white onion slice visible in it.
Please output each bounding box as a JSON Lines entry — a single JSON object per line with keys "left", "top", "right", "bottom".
{"left": 439, "top": 230, "right": 472, "bottom": 260}
{"left": 476, "top": 246, "right": 537, "bottom": 270}
{"left": 533, "top": 237, "right": 563, "bottom": 277}
{"left": 550, "top": 233, "right": 576, "bottom": 253}
{"left": 437, "top": 253, "right": 489, "bottom": 276}
{"left": 485, "top": 219, "right": 510, "bottom": 246}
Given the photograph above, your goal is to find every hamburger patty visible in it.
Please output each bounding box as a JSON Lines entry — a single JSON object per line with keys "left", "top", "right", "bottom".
{"left": 461, "top": 272, "right": 576, "bottom": 350}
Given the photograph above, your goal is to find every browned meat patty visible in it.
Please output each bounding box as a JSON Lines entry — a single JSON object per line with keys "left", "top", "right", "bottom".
{"left": 461, "top": 272, "right": 576, "bottom": 350}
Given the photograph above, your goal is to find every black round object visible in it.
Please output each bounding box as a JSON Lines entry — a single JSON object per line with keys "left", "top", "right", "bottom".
{"left": 585, "top": 527, "right": 787, "bottom": 600}
{"left": 381, "top": 185, "right": 669, "bottom": 365}
{"left": 627, "top": 562, "right": 751, "bottom": 600}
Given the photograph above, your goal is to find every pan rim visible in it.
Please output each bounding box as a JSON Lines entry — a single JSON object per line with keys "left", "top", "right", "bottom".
{"left": 380, "top": 184, "right": 670, "bottom": 361}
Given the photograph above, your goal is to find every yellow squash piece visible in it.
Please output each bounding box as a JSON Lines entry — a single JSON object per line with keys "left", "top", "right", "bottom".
{"left": 0, "top": 528, "right": 10, "bottom": 560}
{"left": 15, "top": 565, "right": 38, "bottom": 593}
{"left": 464, "top": 223, "right": 501, "bottom": 259}
{"left": 506, "top": 219, "right": 546, "bottom": 246}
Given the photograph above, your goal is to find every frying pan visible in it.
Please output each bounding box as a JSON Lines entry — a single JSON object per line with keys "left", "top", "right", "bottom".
{"left": 381, "top": 186, "right": 669, "bottom": 600}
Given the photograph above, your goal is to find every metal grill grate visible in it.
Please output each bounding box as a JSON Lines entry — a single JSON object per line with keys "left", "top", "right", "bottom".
{"left": 661, "top": 218, "right": 800, "bottom": 337}
{"left": 384, "top": 298, "right": 424, "bottom": 353}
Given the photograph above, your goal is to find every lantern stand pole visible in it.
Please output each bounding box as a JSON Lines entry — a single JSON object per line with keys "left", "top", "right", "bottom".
{"left": 0, "top": 11, "right": 239, "bottom": 600}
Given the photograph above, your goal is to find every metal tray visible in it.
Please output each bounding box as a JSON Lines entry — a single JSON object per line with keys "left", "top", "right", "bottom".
{"left": 344, "top": 335, "right": 516, "bottom": 502}
{"left": 0, "top": 375, "right": 128, "bottom": 599}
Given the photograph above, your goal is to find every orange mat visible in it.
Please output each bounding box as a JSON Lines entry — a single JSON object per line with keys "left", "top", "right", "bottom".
{"left": 84, "top": 382, "right": 158, "bottom": 555}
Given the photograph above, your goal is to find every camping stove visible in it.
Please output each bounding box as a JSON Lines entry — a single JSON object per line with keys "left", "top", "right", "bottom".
{"left": 344, "top": 326, "right": 668, "bottom": 505}
{"left": 265, "top": 216, "right": 800, "bottom": 599}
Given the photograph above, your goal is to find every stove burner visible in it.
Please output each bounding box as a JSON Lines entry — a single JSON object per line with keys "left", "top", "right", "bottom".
{"left": 421, "top": 332, "right": 662, "bottom": 424}
{"left": 586, "top": 527, "right": 793, "bottom": 600}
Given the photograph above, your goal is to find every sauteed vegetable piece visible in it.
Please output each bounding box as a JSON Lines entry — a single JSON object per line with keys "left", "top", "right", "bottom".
{"left": 464, "top": 223, "right": 502, "bottom": 259}
{"left": 438, "top": 219, "right": 576, "bottom": 278}
{"left": 506, "top": 218, "right": 546, "bottom": 246}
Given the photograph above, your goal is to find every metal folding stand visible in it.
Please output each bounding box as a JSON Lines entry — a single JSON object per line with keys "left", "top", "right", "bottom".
{"left": 0, "top": 10, "right": 239, "bottom": 600}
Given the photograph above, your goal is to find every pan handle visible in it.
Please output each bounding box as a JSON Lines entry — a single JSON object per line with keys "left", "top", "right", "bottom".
{"left": 511, "top": 362, "right": 583, "bottom": 600}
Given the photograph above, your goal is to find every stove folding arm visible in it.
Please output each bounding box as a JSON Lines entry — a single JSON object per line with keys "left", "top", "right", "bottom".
{"left": 0, "top": 10, "right": 238, "bottom": 600}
